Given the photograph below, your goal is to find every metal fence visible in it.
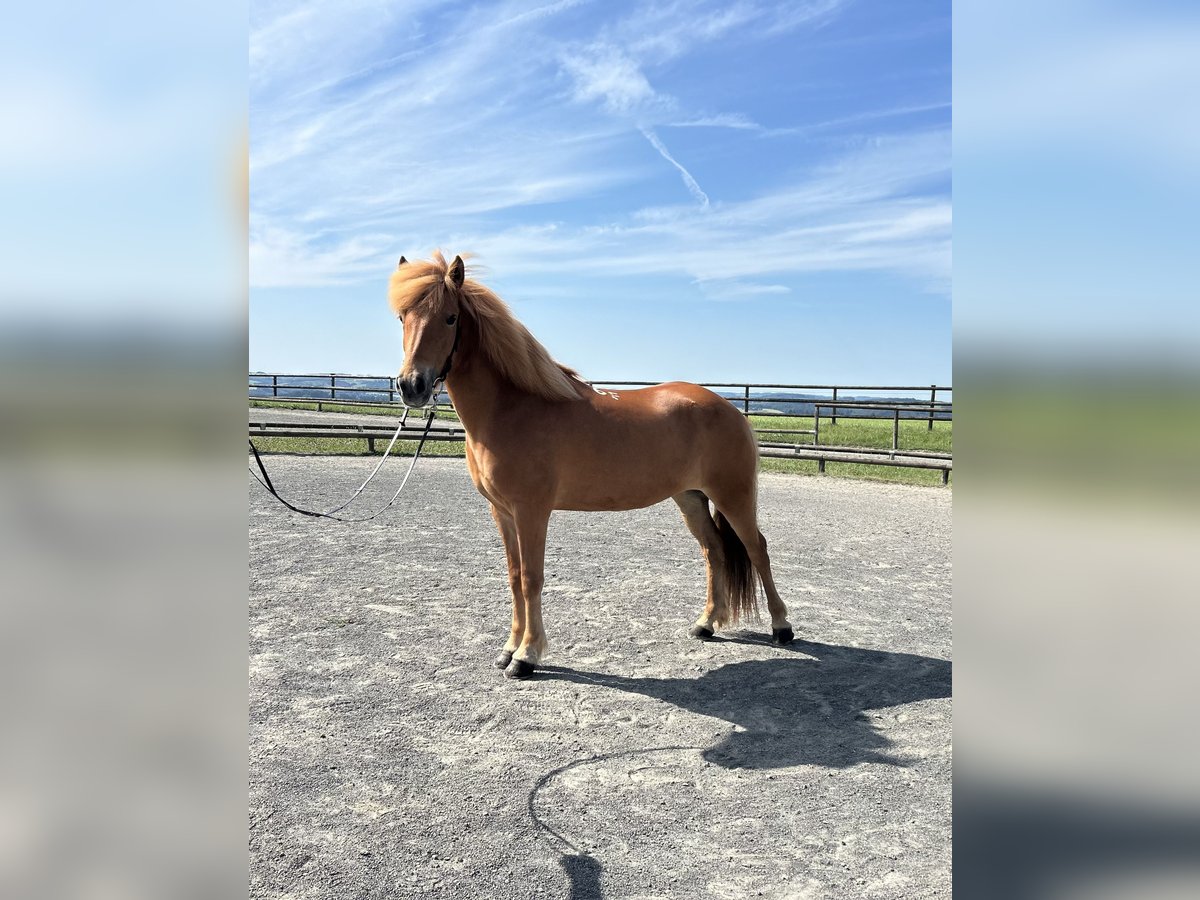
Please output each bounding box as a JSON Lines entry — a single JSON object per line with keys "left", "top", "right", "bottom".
{"left": 249, "top": 374, "right": 953, "bottom": 482}
{"left": 249, "top": 373, "right": 951, "bottom": 425}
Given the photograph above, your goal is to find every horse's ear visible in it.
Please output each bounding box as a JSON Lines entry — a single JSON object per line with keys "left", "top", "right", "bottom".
{"left": 397, "top": 256, "right": 407, "bottom": 267}
{"left": 447, "top": 255, "right": 465, "bottom": 288}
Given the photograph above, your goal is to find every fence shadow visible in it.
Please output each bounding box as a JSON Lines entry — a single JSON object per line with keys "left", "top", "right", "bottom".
{"left": 539, "top": 637, "right": 951, "bottom": 769}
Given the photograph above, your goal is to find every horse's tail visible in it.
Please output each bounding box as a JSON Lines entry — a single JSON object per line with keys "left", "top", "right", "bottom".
{"left": 714, "top": 509, "right": 759, "bottom": 624}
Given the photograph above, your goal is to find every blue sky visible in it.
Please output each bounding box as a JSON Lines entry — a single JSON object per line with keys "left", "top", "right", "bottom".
{"left": 250, "top": 0, "right": 951, "bottom": 384}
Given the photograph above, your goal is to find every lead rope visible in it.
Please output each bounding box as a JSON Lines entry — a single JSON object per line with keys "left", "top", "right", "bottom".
{"left": 248, "top": 406, "right": 437, "bottom": 523}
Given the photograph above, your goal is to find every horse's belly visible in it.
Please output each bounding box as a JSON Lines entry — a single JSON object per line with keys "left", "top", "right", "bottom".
{"left": 554, "top": 490, "right": 679, "bottom": 512}
{"left": 553, "top": 487, "right": 678, "bottom": 512}
{"left": 551, "top": 441, "right": 695, "bottom": 511}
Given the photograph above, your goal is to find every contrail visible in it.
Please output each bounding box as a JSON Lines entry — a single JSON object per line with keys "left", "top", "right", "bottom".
{"left": 639, "top": 127, "right": 710, "bottom": 208}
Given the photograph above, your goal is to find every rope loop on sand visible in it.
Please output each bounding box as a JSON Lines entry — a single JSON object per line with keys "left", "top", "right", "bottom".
{"left": 249, "top": 407, "right": 436, "bottom": 523}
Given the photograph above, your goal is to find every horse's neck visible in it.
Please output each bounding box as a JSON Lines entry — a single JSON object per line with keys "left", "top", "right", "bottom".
{"left": 443, "top": 333, "right": 516, "bottom": 430}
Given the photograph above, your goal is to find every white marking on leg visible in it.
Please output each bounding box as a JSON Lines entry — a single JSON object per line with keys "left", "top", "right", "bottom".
{"left": 512, "top": 643, "right": 543, "bottom": 664}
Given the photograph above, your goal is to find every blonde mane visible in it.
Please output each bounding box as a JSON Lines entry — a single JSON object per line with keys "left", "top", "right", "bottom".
{"left": 388, "top": 251, "right": 584, "bottom": 402}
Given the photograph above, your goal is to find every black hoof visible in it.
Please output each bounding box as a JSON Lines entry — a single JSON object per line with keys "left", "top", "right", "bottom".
{"left": 771, "top": 626, "right": 795, "bottom": 646}
{"left": 689, "top": 625, "right": 715, "bottom": 640}
{"left": 504, "top": 658, "right": 536, "bottom": 680}
{"left": 494, "top": 650, "right": 514, "bottom": 669}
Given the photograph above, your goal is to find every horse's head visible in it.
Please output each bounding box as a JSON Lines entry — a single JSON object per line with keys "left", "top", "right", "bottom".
{"left": 388, "top": 253, "right": 465, "bottom": 408}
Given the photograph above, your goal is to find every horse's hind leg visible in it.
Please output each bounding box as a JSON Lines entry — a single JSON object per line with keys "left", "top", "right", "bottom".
{"left": 707, "top": 490, "right": 794, "bottom": 645}
{"left": 672, "top": 490, "right": 728, "bottom": 639}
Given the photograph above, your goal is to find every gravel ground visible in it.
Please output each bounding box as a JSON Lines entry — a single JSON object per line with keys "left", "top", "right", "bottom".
{"left": 249, "top": 456, "right": 951, "bottom": 900}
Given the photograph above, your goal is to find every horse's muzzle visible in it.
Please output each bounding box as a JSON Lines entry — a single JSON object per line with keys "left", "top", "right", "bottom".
{"left": 397, "top": 369, "right": 434, "bottom": 408}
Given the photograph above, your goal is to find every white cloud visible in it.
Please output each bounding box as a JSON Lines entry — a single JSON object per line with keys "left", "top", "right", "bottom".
{"left": 639, "top": 127, "right": 710, "bottom": 208}
{"left": 561, "top": 45, "right": 660, "bottom": 113}
{"left": 761, "top": 0, "right": 851, "bottom": 36}
{"left": 609, "top": 0, "right": 847, "bottom": 61}
{"left": 249, "top": 0, "right": 947, "bottom": 296}
{"left": 250, "top": 2, "right": 646, "bottom": 287}
{"left": 459, "top": 130, "right": 952, "bottom": 291}
{"left": 694, "top": 280, "right": 792, "bottom": 300}
{"left": 666, "top": 114, "right": 762, "bottom": 130}
{"left": 615, "top": 1, "right": 760, "bottom": 61}
{"left": 549, "top": 1, "right": 859, "bottom": 203}
{"left": 249, "top": 221, "right": 396, "bottom": 287}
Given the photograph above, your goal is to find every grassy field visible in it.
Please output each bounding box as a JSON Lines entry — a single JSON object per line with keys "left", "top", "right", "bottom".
{"left": 748, "top": 414, "right": 952, "bottom": 454}
{"left": 249, "top": 400, "right": 952, "bottom": 486}
{"left": 250, "top": 398, "right": 460, "bottom": 419}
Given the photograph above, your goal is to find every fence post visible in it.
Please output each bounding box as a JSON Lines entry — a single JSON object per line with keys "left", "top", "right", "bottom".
{"left": 330, "top": 374, "right": 336, "bottom": 401}
{"left": 813, "top": 404, "right": 821, "bottom": 446}
{"left": 271, "top": 374, "right": 278, "bottom": 398}
{"left": 928, "top": 385, "right": 936, "bottom": 430}
{"left": 743, "top": 385, "right": 750, "bottom": 415}
{"left": 892, "top": 409, "right": 900, "bottom": 458}
{"left": 831, "top": 387, "right": 838, "bottom": 426}
{"left": 368, "top": 437, "right": 376, "bottom": 453}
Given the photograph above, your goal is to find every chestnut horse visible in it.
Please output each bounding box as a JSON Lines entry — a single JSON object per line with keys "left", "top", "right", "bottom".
{"left": 390, "top": 252, "right": 793, "bottom": 679}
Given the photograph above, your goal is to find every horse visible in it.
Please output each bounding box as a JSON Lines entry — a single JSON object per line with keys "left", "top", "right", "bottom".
{"left": 389, "top": 251, "right": 794, "bottom": 679}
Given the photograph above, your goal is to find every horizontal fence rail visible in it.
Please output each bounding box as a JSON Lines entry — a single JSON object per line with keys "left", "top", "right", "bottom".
{"left": 249, "top": 374, "right": 952, "bottom": 483}
{"left": 250, "top": 373, "right": 951, "bottom": 418}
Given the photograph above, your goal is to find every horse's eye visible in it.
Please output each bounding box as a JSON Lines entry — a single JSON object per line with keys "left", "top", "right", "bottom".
{"left": 446, "top": 314, "right": 458, "bottom": 325}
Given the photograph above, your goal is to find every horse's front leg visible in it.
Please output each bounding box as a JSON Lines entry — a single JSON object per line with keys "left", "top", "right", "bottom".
{"left": 489, "top": 504, "right": 525, "bottom": 669}
{"left": 505, "top": 506, "right": 550, "bottom": 680}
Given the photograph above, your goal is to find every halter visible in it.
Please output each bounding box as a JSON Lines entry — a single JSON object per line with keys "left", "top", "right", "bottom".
{"left": 439, "top": 319, "right": 461, "bottom": 381}
{"left": 395, "top": 318, "right": 460, "bottom": 409}
{"left": 429, "top": 319, "right": 461, "bottom": 403}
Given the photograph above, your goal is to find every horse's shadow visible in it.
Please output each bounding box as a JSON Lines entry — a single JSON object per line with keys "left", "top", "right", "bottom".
{"left": 540, "top": 637, "right": 951, "bottom": 770}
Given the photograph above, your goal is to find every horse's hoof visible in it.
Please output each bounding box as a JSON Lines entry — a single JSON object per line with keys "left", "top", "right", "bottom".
{"left": 494, "top": 650, "right": 514, "bottom": 669}
{"left": 771, "top": 627, "right": 795, "bottom": 646}
{"left": 504, "top": 658, "right": 536, "bottom": 680}
{"left": 689, "top": 625, "right": 715, "bottom": 640}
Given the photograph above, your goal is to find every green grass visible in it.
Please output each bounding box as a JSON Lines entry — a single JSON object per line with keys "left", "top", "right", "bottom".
{"left": 250, "top": 436, "right": 466, "bottom": 457}
{"left": 758, "top": 456, "right": 951, "bottom": 486}
{"left": 748, "top": 413, "right": 952, "bottom": 454}
{"left": 751, "top": 414, "right": 951, "bottom": 485}
{"left": 250, "top": 402, "right": 952, "bottom": 487}
{"left": 250, "top": 398, "right": 459, "bottom": 419}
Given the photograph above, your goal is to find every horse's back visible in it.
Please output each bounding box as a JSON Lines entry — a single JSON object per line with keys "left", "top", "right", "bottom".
{"left": 594, "top": 380, "right": 737, "bottom": 417}
{"left": 619, "top": 381, "right": 753, "bottom": 443}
